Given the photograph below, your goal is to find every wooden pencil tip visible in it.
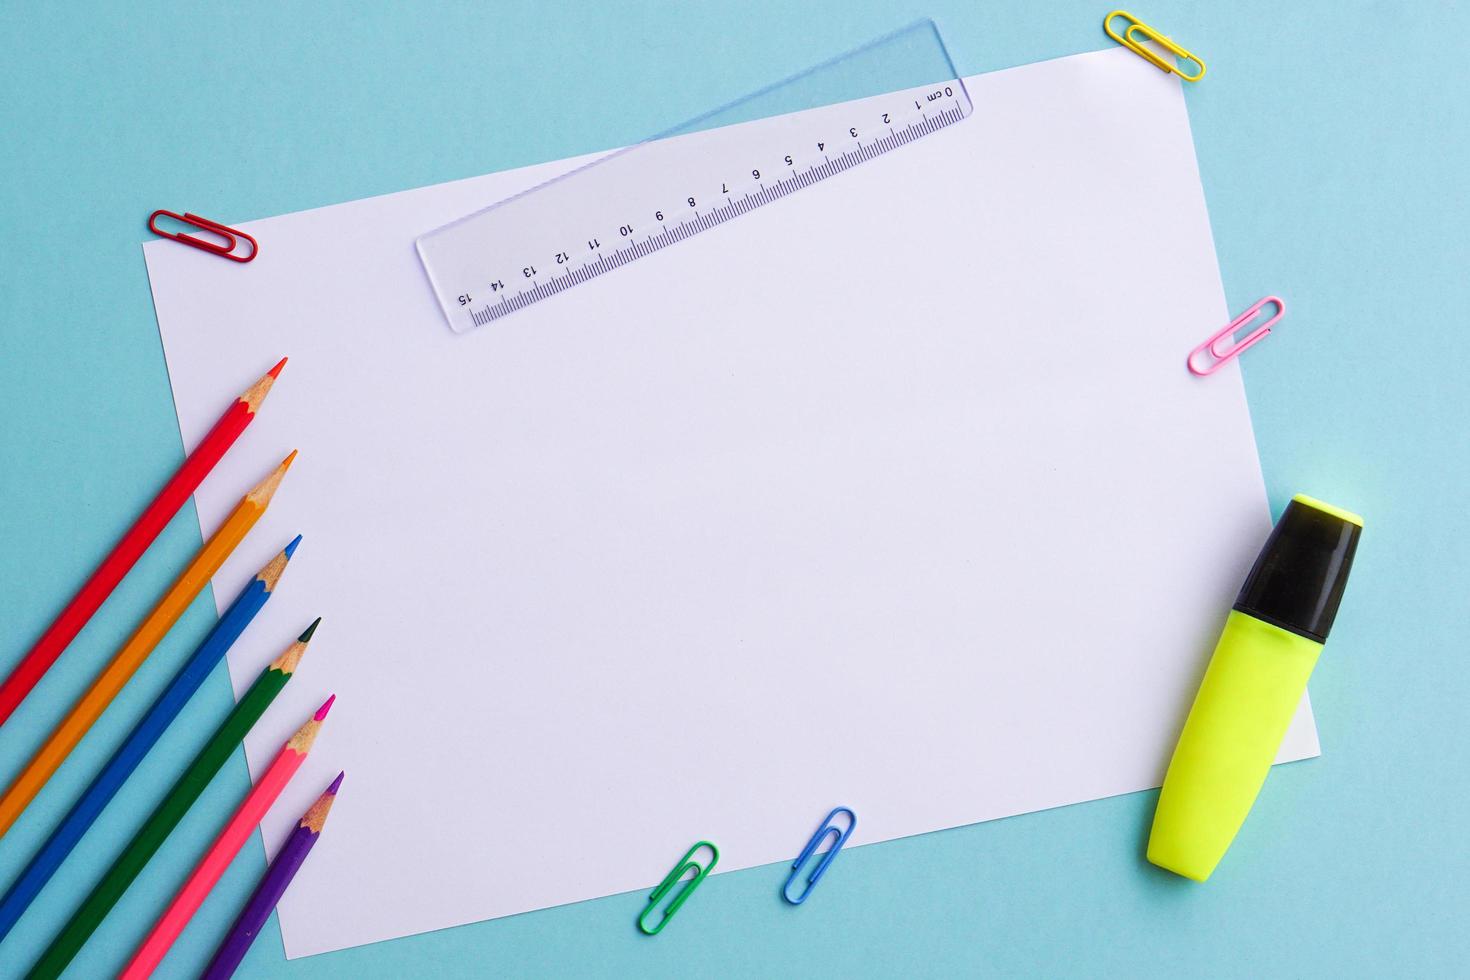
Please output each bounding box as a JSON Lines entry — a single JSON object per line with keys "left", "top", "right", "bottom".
{"left": 301, "top": 773, "right": 344, "bottom": 831}
{"left": 246, "top": 452, "right": 298, "bottom": 507}
{"left": 269, "top": 628, "right": 312, "bottom": 674}
{"left": 241, "top": 359, "right": 286, "bottom": 413}
{"left": 298, "top": 616, "right": 322, "bottom": 643}
{"left": 314, "top": 694, "right": 336, "bottom": 721}
{"left": 255, "top": 539, "right": 297, "bottom": 591}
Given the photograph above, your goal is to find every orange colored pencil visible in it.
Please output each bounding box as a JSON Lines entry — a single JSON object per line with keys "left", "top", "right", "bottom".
{"left": 0, "top": 359, "right": 287, "bottom": 727}
{"left": 120, "top": 697, "right": 335, "bottom": 979}
{"left": 0, "top": 454, "right": 296, "bottom": 841}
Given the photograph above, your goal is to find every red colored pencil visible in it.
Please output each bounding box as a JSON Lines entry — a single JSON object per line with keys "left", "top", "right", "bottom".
{"left": 0, "top": 358, "right": 286, "bottom": 728}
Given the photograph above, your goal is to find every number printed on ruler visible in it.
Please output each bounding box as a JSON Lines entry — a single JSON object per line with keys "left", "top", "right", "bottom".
{"left": 416, "top": 82, "right": 972, "bottom": 332}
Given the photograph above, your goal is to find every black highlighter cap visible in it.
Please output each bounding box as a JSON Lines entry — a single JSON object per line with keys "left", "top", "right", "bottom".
{"left": 1233, "top": 495, "right": 1362, "bottom": 643}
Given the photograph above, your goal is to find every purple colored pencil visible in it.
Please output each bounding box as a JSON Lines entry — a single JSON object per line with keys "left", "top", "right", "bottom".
{"left": 200, "top": 771, "right": 344, "bottom": 979}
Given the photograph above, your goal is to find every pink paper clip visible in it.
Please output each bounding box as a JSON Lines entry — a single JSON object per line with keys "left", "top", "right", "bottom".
{"left": 1187, "top": 296, "right": 1284, "bottom": 376}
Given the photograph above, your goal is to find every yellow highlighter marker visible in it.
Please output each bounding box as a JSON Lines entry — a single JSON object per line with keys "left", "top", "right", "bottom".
{"left": 1148, "top": 494, "right": 1362, "bottom": 881}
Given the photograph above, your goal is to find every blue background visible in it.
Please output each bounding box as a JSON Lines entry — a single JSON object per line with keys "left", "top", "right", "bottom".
{"left": 2, "top": 2, "right": 1466, "bottom": 976}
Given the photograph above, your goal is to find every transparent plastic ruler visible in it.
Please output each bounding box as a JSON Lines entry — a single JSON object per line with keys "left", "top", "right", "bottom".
{"left": 416, "top": 20, "right": 972, "bottom": 333}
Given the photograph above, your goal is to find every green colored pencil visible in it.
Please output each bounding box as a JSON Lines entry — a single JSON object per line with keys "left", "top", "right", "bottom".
{"left": 27, "top": 619, "right": 321, "bottom": 980}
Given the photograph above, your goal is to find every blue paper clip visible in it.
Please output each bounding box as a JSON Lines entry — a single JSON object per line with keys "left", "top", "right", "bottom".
{"left": 783, "top": 807, "right": 856, "bottom": 904}
{"left": 638, "top": 841, "right": 719, "bottom": 935}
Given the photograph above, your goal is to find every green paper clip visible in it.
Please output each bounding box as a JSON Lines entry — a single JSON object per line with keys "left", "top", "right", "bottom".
{"left": 637, "top": 841, "right": 719, "bottom": 935}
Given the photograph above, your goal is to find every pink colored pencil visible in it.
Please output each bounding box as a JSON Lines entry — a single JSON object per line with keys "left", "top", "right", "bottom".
{"left": 118, "top": 696, "right": 335, "bottom": 979}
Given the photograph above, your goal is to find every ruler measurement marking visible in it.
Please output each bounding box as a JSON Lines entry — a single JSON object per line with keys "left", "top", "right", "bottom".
{"left": 467, "top": 103, "right": 965, "bottom": 325}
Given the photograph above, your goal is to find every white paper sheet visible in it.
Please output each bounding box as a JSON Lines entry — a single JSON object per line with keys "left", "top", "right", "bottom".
{"left": 144, "top": 47, "right": 1317, "bottom": 958}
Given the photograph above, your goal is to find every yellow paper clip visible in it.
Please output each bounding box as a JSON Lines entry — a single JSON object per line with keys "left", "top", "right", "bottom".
{"left": 1104, "top": 11, "right": 1206, "bottom": 82}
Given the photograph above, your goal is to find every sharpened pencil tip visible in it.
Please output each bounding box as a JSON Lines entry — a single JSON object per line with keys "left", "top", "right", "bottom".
{"left": 241, "top": 359, "right": 286, "bottom": 412}
{"left": 327, "top": 771, "right": 345, "bottom": 794}
{"left": 246, "top": 452, "right": 297, "bottom": 507}
{"left": 315, "top": 694, "right": 336, "bottom": 721}
{"left": 284, "top": 534, "right": 303, "bottom": 559}
{"left": 298, "top": 617, "right": 322, "bottom": 643}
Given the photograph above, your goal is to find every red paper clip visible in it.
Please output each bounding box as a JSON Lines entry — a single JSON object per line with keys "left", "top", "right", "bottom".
{"left": 147, "top": 210, "right": 258, "bottom": 263}
{"left": 1187, "top": 296, "right": 1284, "bottom": 376}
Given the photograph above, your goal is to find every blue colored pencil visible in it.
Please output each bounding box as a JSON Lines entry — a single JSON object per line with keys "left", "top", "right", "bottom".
{"left": 0, "top": 538, "right": 300, "bottom": 944}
